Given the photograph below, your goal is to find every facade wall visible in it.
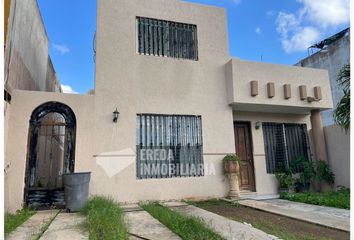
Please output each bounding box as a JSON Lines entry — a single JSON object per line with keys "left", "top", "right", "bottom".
{"left": 233, "top": 111, "right": 312, "bottom": 195}
{"left": 227, "top": 59, "right": 333, "bottom": 114}
{"left": 92, "top": 0, "right": 234, "bottom": 202}
{"left": 296, "top": 33, "right": 350, "bottom": 126}
{"left": 324, "top": 125, "right": 350, "bottom": 188}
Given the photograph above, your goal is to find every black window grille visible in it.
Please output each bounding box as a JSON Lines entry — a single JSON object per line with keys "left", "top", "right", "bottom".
{"left": 136, "top": 114, "right": 203, "bottom": 179}
{"left": 137, "top": 17, "right": 198, "bottom": 61}
{"left": 262, "top": 123, "right": 311, "bottom": 173}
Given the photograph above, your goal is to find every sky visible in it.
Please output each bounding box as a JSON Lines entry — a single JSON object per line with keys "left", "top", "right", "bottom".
{"left": 37, "top": 0, "right": 350, "bottom": 94}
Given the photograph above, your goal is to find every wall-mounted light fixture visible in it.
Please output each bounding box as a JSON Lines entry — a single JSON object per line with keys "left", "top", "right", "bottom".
{"left": 255, "top": 121, "right": 261, "bottom": 130}
{"left": 113, "top": 108, "right": 120, "bottom": 122}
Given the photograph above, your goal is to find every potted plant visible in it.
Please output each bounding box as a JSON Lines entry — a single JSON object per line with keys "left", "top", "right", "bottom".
{"left": 291, "top": 157, "right": 315, "bottom": 192}
{"left": 275, "top": 169, "right": 295, "bottom": 193}
{"left": 223, "top": 154, "right": 241, "bottom": 199}
{"left": 223, "top": 154, "right": 242, "bottom": 174}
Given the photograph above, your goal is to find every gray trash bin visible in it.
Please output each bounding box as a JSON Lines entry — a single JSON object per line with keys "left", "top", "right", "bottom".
{"left": 63, "top": 172, "right": 91, "bottom": 212}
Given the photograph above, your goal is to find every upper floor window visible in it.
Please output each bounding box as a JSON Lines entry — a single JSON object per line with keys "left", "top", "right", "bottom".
{"left": 137, "top": 17, "right": 198, "bottom": 61}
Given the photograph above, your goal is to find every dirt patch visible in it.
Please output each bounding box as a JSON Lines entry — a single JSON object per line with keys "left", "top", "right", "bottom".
{"left": 194, "top": 200, "right": 349, "bottom": 240}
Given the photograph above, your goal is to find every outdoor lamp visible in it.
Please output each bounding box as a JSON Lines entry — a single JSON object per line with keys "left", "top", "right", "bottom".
{"left": 113, "top": 108, "right": 120, "bottom": 122}
{"left": 255, "top": 121, "right": 261, "bottom": 130}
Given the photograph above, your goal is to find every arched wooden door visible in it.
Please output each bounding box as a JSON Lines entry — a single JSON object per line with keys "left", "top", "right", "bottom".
{"left": 25, "top": 102, "right": 76, "bottom": 209}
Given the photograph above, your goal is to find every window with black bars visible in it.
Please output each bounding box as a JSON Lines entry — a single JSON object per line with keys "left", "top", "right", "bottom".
{"left": 137, "top": 17, "right": 198, "bottom": 60}
{"left": 262, "top": 123, "right": 311, "bottom": 173}
{"left": 136, "top": 114, "right": 203, "bottom": 179}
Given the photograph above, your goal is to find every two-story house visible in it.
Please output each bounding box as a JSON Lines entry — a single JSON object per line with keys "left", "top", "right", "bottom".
{"left": 5, "top": 0, "right": 332, "bottom": 212}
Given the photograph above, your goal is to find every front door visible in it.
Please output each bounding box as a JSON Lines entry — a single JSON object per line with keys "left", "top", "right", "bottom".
{"left": 234, "top": 122, "right": 256, "bottom": 191}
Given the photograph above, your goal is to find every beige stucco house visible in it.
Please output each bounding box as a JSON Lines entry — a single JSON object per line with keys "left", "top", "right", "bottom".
{"left": 4, "top": 0, "right": 333, "bottom": 212}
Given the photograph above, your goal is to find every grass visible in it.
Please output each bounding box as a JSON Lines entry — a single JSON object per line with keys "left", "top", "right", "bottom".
{"left": 250, "top": 221, "right": 327, "bottom": 240}
{"left": 80, "top": 196, "right": 128, "bottom": 240}
{"left": 280, "top": 187, "right": 350, "bottom": 209}
{"left": 140, "top": 202, "right": 224, "bottom": 240}
{"left": 5, "top": 208, "right": 36, "bottom": 235}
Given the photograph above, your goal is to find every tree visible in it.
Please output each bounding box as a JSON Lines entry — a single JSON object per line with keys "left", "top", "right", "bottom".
{"left": 334, "top": 64, "right": 350, "bottom": 131}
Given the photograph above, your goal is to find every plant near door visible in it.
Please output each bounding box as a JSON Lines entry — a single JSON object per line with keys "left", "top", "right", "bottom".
{"left": 222, "top": 154, "right": 242, "bottom": 173}
{"left": 291, "top": 157, "right": 315, "bottom": 192}
{"left": 275, "top": 169, "right": 295, "bottom": 193}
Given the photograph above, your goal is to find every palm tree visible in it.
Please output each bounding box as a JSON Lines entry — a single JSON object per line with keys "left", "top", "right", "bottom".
{"left": 334, "top": 64, "right": 350, "bottom": 131}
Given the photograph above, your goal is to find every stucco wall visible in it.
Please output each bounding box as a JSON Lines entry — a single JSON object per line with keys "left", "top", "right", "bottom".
{"left": 227, "top": 59, "right": 333, "bottom": 114}
{"left": 324, "top": 125, "right": 350, "bottom": 188}
{"left": 296, "top": 33, "right": 350, "bottom": 126}
{"left": 5, "top": 90, "right": 95, "bottom": 212}
{"left": 91, "top": 0, "right": 234, "bottom": 203}
{"left": 233, "top": 111, "right": 312, "bottom": 195}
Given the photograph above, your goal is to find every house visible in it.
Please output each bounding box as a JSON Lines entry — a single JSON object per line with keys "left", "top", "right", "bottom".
{"left": 296, "top": 28, "right": 350, "bottom": 188}
{"left": 4, "top": 0, "right": 333, "bottom": 213}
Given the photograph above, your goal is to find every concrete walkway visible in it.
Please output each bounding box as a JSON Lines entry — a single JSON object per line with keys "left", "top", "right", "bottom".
{"left": 6, "top": 209, "right": 59, "bottom": 240}
{"left": 123, "top": 204, "right": 181, "bottom": 240}
{"left": 164, "top": 202, "right": 278, "bottom": 240}
{"left": 6, "top": 210, "right": 88, "bottom": 240}
{"left": 240, "top": 199, "right": 350, "bottom": 232}
{"left": 39, "top": 212, "right": 88, "bottom": 239}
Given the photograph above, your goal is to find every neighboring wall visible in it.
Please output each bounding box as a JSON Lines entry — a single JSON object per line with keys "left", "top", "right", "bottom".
{"left": 324, "top": 125, "right": 350, "bottom": 188}
{"left": 295, "top": 32, "right": 350, "bottom": 126}
{"left": 4, "top": 0, "right": 61, "bottom": 93}
{"left": 295, "top": 31, "right": 350, "bottom": 188}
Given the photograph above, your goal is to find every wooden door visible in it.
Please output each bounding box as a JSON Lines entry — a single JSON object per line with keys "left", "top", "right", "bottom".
{"left": 234, "top": 122, "right": 256, "bottom": 191}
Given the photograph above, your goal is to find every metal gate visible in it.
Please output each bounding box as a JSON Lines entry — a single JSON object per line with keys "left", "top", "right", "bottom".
{"left": 25, "top": 102, "right": 76, "bottom": 209}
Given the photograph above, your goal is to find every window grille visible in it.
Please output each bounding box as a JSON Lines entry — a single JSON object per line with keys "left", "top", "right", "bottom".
{"left": 262, "top": 123, "right": 311, "bottom": 173}
{"left": 136, "top": 114, "right": 203, "bottom": 179}
{"left": 137, "top": 17, "right": 198, "bottom": 60}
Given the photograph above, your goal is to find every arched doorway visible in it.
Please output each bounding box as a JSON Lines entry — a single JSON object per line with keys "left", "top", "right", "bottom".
{"left": 25, "top": 102, "right": 76, "bottom": 209}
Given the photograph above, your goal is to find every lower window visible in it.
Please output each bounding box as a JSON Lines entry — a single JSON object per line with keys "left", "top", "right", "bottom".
{"left": 262, "top": 123, "right": 311, "bottom": 173}
{"left": 136, "top": 114, "right": 204, "bottom": 179}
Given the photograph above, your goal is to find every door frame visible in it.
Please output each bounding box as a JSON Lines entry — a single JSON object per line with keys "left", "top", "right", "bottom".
{"left": 233, "top": 121, "right": 256, "bottom": 192}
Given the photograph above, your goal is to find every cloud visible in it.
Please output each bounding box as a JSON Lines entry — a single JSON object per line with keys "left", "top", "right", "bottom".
{"left": 255, "top": 27, "right": 261, "bottom": 35}
{"left": 61, "top": 84, "right": 78, "bottom": 94}
{"left": 281, "top": 27, "right": 320, "bottom": 53}
{"left": 52, "top": 43, "right": 70, "bottom": 55}
{"left": 298, "top": 0, "right": 349, "bottom": 28}
{"left": 275, "top": 0, "right": 349, "bottom": 53}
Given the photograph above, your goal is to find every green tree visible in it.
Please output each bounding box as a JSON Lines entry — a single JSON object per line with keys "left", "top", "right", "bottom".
{"left": 334, "top": 64, "right": 350, "bottom": 131}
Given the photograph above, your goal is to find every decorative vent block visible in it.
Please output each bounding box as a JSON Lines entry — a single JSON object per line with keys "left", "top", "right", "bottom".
{"left": 267, "top": 82, "right": 275, "bottom": 98}
{"left": 299, "top": 85, "right": 307, "bottom": 100}
{"left": 250, "top": 81, "right": 258, "bottom": 97}
{"left": 283, "top": 84, "right": 291, "bottom": 99}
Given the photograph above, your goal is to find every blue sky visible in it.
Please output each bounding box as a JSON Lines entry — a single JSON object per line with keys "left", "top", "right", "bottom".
{"left": 37, "top": 0, "right": 349, "bottom": 94}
